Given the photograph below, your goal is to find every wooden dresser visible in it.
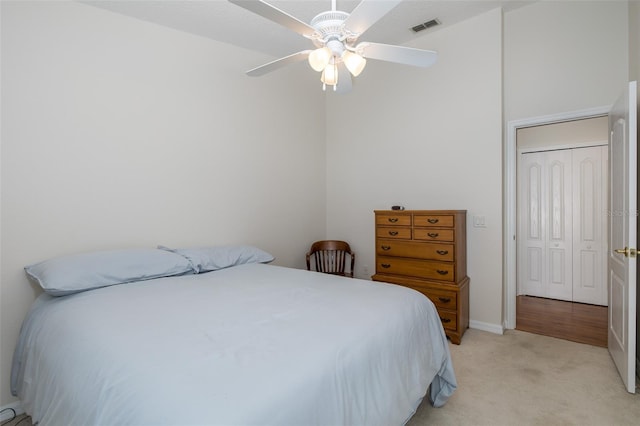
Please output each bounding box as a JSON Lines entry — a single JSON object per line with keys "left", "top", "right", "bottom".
{"left": 372, "top": 210, "right": 469, "bottom": 344}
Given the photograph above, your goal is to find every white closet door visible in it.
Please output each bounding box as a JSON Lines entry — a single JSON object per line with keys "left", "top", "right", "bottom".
{"left": 572, "top": 146, "right": 608, "bottom": 305}
{"left": 545, "top": 150, "right": 574, "bottom": 301}
{"left": 518, "top": 149, "right": 573, "bottom": 301}
{"left": 518, "top": 152, "right": 546, "bottom": 297}
{"left": 519, "top": 146, "right": 607, "bottom": 304}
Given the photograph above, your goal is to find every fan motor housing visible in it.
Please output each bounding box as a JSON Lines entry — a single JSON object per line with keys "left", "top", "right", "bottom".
{"left": 310, "top": 10, "right": 349, "bottom": 43}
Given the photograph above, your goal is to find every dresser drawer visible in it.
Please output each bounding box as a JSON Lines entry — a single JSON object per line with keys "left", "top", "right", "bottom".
{"left": 376, "top": 214, "right": 411, "bottom": 227}
{"left": 437, "top": 310, "right": 458, "bottom": 331}
{"left": 376, "top": 240, "right": 454, "bottom": 262}
{"left": 416, "top": 287, "right": 458, "bottom": 310}
{"left": 414, "top": 214, "right": 454, "bottom": 228}
{"left": 377, "top": 256, "right": 455, "bottom": 282}
{"left": 376, "top": 226, "right": 412, "bottom": 239}
{"left": 413, "top": 228, "right": 455, "bottom": 242}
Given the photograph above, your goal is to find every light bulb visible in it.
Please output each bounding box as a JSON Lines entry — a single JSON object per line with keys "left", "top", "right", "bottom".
{"left": 342, "top": 50, "right": 366, "bottom": 77}
{"left": 320, "top": 62, "right": 338, "bottom": 86}
{"left": 308, "top": 47, "right": 331, "bottom": 72}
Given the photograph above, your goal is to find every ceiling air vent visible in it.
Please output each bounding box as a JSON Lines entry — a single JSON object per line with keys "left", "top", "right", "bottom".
{"left": 411, "top": 18, "right": 440, "bottom": 33}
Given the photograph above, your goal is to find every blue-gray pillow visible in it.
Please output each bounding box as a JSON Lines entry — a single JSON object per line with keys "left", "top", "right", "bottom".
{"left": 25, "top": 248, "right": 195, "bottom": 296}
{"left": 159, "top": 245, "right": 274, "bottom": 273}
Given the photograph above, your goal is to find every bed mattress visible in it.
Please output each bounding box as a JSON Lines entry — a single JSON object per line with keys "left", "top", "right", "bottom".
{"left": 11, "top": 263, "right": 456, "bottom": 425}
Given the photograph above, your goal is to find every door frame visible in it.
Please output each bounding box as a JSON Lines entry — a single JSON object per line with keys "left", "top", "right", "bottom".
{"left": 504, "top": 106, "right": 611, "bottom": 329}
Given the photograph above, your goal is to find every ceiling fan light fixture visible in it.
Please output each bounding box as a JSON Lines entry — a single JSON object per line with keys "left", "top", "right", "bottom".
{"left": 342, "top": 50, "right": 366, "bottom": 77}
{"left": 308, "top": 46, "right": 332, "bottom": 72}
{"left": 230, "top": 0, "right": 438, "bottom": 94}
{"left": 320, "top": 61, "right": 338, "bottom": 91}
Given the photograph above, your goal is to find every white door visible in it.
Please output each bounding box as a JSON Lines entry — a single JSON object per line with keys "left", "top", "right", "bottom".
{"left": 608, "top": 81, "right": 637, "bottom": 394}
{"left": 573, "top": 146, "right": 608, "bottom": 305}
{"left": 519, "top": 151, "right": 547, "bottom": 298}
{"left": 519, "top": 148, "right": 608, "bottom": 303}
{"left": 546, "top": 150, "right": 574, "bottom": 301}
{"left": 518, "top": 150, "right": 573, "bottom": 300}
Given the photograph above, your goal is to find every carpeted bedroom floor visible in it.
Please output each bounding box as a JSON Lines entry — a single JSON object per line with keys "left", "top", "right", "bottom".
{"left": 408, "top": 328, "right": 640, "bottom": 426}
{"left": 4, "top": 329, "right": 640, "bottom": 426}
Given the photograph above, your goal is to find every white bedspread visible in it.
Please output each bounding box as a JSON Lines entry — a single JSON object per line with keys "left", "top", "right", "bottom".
{"left": 12, "top": 263, "right": 456, "bottom": 425}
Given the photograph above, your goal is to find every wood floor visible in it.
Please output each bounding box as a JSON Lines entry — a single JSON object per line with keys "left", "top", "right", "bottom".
{"left": 515, "top": 295, "right": 608, "bottom": 347}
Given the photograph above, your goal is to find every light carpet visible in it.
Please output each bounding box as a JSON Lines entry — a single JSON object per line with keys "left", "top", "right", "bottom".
{"left": 408, "top": 328, "right": 640, "bottom": 426}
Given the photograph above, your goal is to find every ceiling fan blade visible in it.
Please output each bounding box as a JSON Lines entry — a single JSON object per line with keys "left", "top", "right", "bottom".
{"left": 358, "top": 42, "right": 438, "bottom": 68}
{"left": 335, "top": 62, "right": 352, "bottom": 94}
{"left": 344, "top": 0, "right": 402, "bottom": 37}
{"left": 228, "top": 0, "right": 316, "bottom": 37}
{"left": 246, "top": 50, "right": 312, "bottom": 76}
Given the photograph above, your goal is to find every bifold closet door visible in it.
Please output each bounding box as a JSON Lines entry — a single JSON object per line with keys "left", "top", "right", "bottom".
{"left": 518, "top": 146, "right": 607, "bottom": 305}
{"left": 518, "top": 149, "right": 573, "bottom": 301}
{"left": 572, "top": 146, "right": 607, "bottom": 305}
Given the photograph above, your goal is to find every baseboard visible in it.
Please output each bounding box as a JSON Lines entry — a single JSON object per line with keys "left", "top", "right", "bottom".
{"left": 0, "top": 400, "right": 24, "bottom": 422}
{"left": 469, "top": 320, "right": 504, "bottom": 335}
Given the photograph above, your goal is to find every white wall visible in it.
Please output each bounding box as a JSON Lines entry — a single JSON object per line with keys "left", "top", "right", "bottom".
{"left": 631, "top": 0, "right": 640, "bottom": 82}
{"left": 0, "top": 1, "right": 326, "bottom": 405}
{"left": 325, "top": 8, "right": 504, "bottom": 332}
{"left": 504, "top": 0, "right": 629, "bottom": 122}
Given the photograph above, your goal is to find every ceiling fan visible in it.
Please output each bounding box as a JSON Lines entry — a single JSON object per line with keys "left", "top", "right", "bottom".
{"left": 228, "top": 0, "right": 438, "bottom": 93}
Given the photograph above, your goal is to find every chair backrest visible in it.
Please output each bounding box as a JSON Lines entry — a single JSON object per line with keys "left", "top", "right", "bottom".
{"left": 306, "top": 240, "right": 355, "bottom": 278}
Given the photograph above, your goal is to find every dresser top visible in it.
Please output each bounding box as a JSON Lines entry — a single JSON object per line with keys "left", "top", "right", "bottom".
{"left": 374, "top": 210, "right": 467, "bottom": 214}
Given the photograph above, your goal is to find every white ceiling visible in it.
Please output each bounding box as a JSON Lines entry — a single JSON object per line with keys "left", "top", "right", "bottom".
{"left": 83, "top": 0, "right": 533, "bottom": 58}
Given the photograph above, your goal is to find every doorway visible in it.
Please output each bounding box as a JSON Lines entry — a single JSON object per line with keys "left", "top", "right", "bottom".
{"left": 504, "top": 107, "right": 611, "bottom": 332}
{"left": 513, "top": 118, "right": 609, "bottom": 344}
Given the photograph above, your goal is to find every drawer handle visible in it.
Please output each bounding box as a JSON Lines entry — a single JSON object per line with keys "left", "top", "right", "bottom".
{"left": 427, "top": 233, "right": 439, "bottom": 238}
{"left": 436, "top": 270, "right": 449, "bottom": 275}
{"left": 436, "top": 250, "right": 449, "bottom": 255}
{"left": 427, "top": 218, "right": 439, "bottom": 224}
{"left": 388, "top": 218, "right": 398, "bottom": 223}
{"left": 381, "top": 245, "right": 391, "bottom": 251}
{"left": 440, "top": 317, "right": 452, "bottom": 323}
{"left": 381, "top": 263, "right": 391, "bottom": 268}
{"left": 438, "top": 297, "right": 451, "bottom": 303}
{"left": 388, "top": 231, "right": 398, "bottom": 236}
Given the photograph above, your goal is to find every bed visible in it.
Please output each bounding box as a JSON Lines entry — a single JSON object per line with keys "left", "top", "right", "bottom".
{"left": 11, "top": 246, "right": 456, "bottom": 425}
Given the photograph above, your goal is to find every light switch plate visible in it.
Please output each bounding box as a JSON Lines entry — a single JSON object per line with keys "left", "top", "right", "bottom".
{"left": 473, "top": 216, "right": 486, "bottom": 228}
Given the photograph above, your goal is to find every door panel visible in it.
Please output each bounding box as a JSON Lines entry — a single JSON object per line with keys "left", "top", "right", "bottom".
{"left": 610, "top": 272, "right": 625, "bottom": 347}
{"left": 573, "top": 146, "right": 608, "bottom": 305}
{"left": 518, "top": 150, "right": 573, "bottom": 300}
{"left": 547, "top": 152, "right": 573, "bottom": 301}
{"left": 519, "top": 155, "right": 545, "bottom": 297}
{"left": 527, "top": 247, "right": 542, "bottom": 282}
{"left": 607, "top": 81, "right": 637, "bottom": 394}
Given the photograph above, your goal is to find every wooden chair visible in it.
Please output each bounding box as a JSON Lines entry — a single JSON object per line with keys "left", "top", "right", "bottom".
{"left": 306, "top": 240, "right": 355, "bottom": 278}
